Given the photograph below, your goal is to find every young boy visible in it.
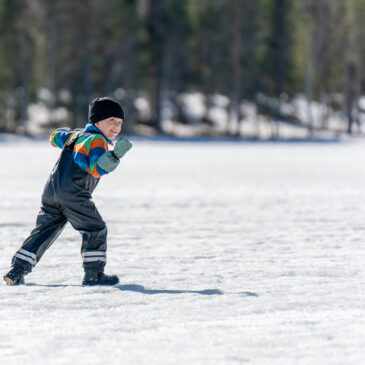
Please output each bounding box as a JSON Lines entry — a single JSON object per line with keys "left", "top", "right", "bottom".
{"left": 3, "top": 97, "right": 132, "bottom": 286}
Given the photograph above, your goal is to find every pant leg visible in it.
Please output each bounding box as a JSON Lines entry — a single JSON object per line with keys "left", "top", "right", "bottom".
{"left": 63, "top": 199, "right": 107, "bottom": 272}
{"left": 12, "top": 201, "right": 67, "bottom": 272}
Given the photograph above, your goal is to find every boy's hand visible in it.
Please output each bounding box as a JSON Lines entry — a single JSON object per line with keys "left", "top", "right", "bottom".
{"left": 113, "top": 137, "right": 132, "bottom": 159}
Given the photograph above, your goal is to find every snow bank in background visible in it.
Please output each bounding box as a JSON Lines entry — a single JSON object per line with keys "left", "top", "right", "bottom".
{"left": 12, "top": 87, "right": 365, "bottom": 138}
{"left": 1, "top": 138, "right": 365, "bottom": 365}
{"left": 178, "top": 92, "right": 206, "bottom": 122}
{"left": 134, "top": 96, "right": 151, "bottom": 121}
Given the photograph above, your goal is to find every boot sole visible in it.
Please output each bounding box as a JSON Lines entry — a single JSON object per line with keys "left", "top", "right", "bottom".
{"left": 82, "top": 282, "right": 118, "bottom": 286}
{"left": 4, "top": 276, "right": 15, "bottom": 285}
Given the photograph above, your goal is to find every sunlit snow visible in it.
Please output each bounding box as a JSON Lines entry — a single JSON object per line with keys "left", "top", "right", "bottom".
{"left": 0, "top": 137, "right": 365, "bottom": 364}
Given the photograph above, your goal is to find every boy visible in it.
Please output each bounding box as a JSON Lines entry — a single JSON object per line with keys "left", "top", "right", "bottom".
{"left": 3, "top": 97, "right": 132, "bottom": 286}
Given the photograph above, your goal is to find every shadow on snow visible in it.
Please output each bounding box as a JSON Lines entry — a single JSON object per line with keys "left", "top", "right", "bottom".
{"left": 115, "top": 284, "right": 223, "bottom": 295}
{"left": 116, "top": 284, "right": 258, "bottom": 297}
{"left": 23, "top": 283, "right": 258, "bottom": 297}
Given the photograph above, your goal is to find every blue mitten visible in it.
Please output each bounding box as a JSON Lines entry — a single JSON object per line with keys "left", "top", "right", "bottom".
{"left": 97, "top": 137, "right": 132, "bottom": 173}
{"left": 113, "top": 137, "right": 132, "bottom": 159}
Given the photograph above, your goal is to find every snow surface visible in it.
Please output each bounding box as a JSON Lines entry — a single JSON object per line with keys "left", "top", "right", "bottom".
{"left": 1, "top": 137, "right": 365, "bottom": 365}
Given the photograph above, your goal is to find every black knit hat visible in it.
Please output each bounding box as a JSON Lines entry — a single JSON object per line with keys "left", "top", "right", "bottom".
{"left": 88, "top": 97, "right": 124, "bottom": 124}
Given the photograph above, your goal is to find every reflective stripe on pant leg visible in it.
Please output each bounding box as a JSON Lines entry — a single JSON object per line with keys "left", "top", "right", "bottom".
{"left": 81, "top": 251, "right": 107, "bottom": 263}
{"left": 14, "top": 249, "right": 37, "bottom": 266}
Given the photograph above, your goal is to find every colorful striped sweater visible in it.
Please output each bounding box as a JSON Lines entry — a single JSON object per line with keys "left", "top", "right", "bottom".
{"left": 50, "top": 123, "right": 114, "bottom": 178}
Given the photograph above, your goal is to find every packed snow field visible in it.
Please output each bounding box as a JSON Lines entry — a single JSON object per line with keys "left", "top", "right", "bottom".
{"left": 1, "top": 137, "right": 365, "bottom": 365}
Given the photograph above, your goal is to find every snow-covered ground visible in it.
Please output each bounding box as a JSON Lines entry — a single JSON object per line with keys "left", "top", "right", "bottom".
{"left": 1, "top": 137, "right": 365, "bottom": 365}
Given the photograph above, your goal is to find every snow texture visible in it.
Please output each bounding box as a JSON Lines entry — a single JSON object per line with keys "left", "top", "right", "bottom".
{"left": 1, "top": 138, "right": 365, "bottom": 365}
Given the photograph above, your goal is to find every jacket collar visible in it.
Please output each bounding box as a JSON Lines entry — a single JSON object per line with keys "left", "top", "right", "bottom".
{"left": 83, "top": 123, "right": 113, "bottom": 145}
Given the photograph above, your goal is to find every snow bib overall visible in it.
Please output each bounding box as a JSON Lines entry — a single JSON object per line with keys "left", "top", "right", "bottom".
{"left": 12, "top": 132, "right": 108, "bottom": 273}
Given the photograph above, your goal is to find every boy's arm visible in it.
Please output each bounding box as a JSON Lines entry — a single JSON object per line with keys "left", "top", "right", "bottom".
{"left": 84, "top": 136, "right": 110, "bottom": 178}
{"left": 50, "top": 127, "right": 78, "bottom": 148}
{"left": 73, "top": 134, "right": 132, "bottom": 177}
{"left": 96, "top": 138, "right": 132, "bottom": 173}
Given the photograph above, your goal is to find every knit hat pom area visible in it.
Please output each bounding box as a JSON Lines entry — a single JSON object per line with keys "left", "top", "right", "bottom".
{"left": 88, "top": 97, "right": 124, "bottom": 124}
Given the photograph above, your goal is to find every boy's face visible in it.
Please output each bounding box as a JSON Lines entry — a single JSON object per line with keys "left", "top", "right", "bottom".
{"left": 94, "top": 117, "right": 123, "bottom": 140}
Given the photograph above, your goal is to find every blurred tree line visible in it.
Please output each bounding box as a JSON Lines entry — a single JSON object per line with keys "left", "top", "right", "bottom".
{"left": 1, "top": 0, "right": 365, "bottom": 137}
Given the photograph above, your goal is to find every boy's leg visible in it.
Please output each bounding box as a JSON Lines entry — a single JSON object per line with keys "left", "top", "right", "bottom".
{"left": 5, "top": 201, "right": 67, "bottom": 283}
{"left": 63, "top": 199, "right": 119, "bottom": 285}
{"left": 63, "top": 199, "right": 107, "bottom": 272}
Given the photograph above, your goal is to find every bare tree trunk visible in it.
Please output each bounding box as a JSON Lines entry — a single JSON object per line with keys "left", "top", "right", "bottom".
{"left": 305, "top": 56, "right": 315, "bottom": 136}
{"left": 305, "top": 1, "right": 328, "bottom": 137}
{"left": 344, "top": 61, "right": 360, "bottom": 134}
{"left": 147, "top": 0, "right": 165, "bottom": 133}
{"left": 19, "top": 30, "right": 31, "bottom": 133}
{"left": 340, "top": 2, "right": 361, "bottom": 135}
{"left": 19, "top": 64, "right": 30, "bottom": 133}
{"left": 273, "top": 0, "right": 285, "bottom": 97}
{"left": 46, "top": 3, "right": 58, "bottom": 103}
{"left": 81, "top": 32, "right": 92, "bottom": 122}
{"left": 231, "top": 0, "right": 243, "bottom": 137}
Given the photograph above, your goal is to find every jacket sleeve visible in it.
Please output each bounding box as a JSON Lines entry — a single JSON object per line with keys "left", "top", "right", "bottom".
{"left": 50, "top": 127, "right": 78, "bottom": 148}
{"left": 88, "top": 136, "right": 110, "bottom": 177}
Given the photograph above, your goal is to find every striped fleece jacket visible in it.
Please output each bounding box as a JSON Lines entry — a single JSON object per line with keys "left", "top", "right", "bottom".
{"left": 50, "top": 123, "right": 113, "bottom": 178}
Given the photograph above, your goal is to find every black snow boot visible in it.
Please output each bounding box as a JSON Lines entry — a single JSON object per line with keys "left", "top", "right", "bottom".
{"left": 82, "top": 270, "right": 119, "bottom": 286}
{"left": 3, "top": 265, "right": 26, "bottom": 285}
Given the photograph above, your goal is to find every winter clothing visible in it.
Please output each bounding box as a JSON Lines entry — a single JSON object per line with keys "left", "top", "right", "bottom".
{"left": 5, "top": 114, "right": 132, "bottom": 285}
{"left": 3, "top": 265, "right": 25, "bottom": 285}
{"left": 82, "top": 271, "right": 119, "bottom": 286}
{"left": 113, "top": 138, "right": 133, "bottom": 158}
{"left": 97, "top": 150, "right": 120, "bottom": 172}
{"left": 97, "top": 137, "right": 132, "bottom": 172}
{"left": 50, "top": 123, "right": 112, "bottom": 178}
{"left": 88, "top": 97, "right": 124, "bottom": 124}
